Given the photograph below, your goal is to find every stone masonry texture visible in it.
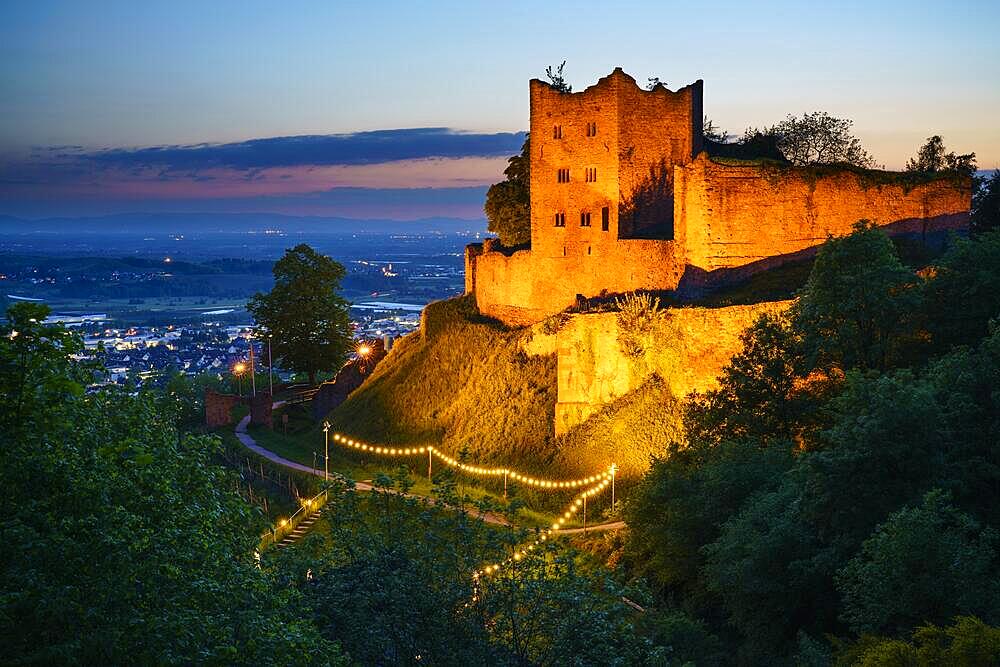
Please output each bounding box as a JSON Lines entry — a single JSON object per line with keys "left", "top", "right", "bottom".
{"left": 467, "top": 69, "right": 971, "bottom": 325}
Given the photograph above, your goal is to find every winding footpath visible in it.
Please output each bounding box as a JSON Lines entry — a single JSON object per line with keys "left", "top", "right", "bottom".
{"left": 234, "top": 411, "right": 625, "bottom": 538}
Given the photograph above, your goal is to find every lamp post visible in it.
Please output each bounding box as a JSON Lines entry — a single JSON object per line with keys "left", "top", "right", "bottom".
{"left": 233, "top": 361, "right": 247, "bottom": 397}
{"left": 267, "top": 334, "right": 273, "bottom": 397}
{"left": 249, "top": 336, "right": 256, "bottom": 397}
{"left": 356, "top": 341, "right": 372, "bottom": 373}
{"left": 322, "top": 421, "right": 331, "bottom": 481}
{"left": 610, "top": 463, "right": 617, "bottom": 513}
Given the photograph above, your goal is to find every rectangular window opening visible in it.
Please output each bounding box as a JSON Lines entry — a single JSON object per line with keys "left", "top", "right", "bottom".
{"left": 580, "top": 212, "right": 591, "bottom": 227}
{"left": 601, "top": 206, "right": 609, "bottom": 231}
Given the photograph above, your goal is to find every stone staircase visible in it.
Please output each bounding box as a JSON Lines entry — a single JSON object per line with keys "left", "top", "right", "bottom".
{"left": 277, "top": 504, "right": 326, "bottom": 548}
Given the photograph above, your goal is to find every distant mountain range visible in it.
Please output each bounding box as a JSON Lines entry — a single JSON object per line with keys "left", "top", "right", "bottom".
{"left": 0, "top": 212, "right": 488, "bottom": 236}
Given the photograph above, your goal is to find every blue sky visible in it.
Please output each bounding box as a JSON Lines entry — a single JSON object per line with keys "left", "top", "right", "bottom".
{"left": 1, "top": 0, "right": 997, "bottom": 220}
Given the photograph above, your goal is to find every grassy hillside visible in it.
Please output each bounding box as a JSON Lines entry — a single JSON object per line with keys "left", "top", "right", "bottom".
{"left": 325, "top": 294, "right": 688, "bottom": 486}
{"left": 326, "top": 295, "right": 561, "bottom": 474}
{"left": 552, "top": 375, "right": 684, "bottom": 480}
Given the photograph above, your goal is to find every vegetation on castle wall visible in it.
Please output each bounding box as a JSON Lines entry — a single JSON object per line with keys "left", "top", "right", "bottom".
{"left": 708, "top": 154, "right": 972, "bottom": 193}
{"left": 614, "top": 292, "right": 665, "bottom": 358}
{"left": 327, "top": 293, "right": 690, "bottom": 482}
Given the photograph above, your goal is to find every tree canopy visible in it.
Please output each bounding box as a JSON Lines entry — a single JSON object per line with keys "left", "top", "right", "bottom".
{"left": 247, "top": 243, "right": 352, "bottom": 385}
{"left": 973, "top": 169, "right": 1000, "bottom": 236}
{"left": 484, "top": 136, "right": 531, "bottom": 247}
{"left": 0, "top": 303, "right": 345, "bottom": 665}
{"left": 625, "top": 225, "right": 1000, "bottom": 662}
{"left": 772, "top": 111, "right": 878, "bottom": 168}
{"left": 905, "top": 134, "right": 977, "bottom": 178}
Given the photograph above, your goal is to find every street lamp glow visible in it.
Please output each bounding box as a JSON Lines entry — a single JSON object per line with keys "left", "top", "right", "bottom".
{"left": 356, "top": 343, "right": 372, "bottom": 357}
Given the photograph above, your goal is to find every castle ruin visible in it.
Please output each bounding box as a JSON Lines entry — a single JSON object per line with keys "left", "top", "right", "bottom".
{"left": 465, "top": 68, "right": 972, "bottom": 325}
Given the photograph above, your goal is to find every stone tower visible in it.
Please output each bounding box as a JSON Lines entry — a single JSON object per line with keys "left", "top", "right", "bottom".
{"left": 465, "top": 68, "right": 970, "bottom": 326}
{"left": 529, "top": 68, "right": 703, "bottom": 261}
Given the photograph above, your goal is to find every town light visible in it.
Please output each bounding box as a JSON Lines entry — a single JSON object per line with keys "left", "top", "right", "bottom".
{"left": 233, "top": 362, "right": 247, "bottom": 375}
{"left": 356, "top": 342, "right": 372, "bottom": 358}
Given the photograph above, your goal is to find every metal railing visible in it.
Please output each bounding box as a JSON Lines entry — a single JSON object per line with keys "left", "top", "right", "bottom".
{"left": 258, "top": 483, "right": 332, "bottom": 551}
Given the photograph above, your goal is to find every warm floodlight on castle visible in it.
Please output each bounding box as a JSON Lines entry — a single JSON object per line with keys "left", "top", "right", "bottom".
{"left": 464, "top": 68, "right": 971, "bottom": 327}
{"left": 331, "top": 432, "right": 615, "bottom": 491}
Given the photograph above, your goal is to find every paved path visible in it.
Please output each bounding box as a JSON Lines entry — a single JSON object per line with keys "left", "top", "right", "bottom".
{"left": 234, "top": 410, "right": 625, "bottom": 535}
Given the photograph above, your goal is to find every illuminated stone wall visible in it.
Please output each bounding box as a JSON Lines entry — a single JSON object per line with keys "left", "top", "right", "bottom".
{"left": 675, "top": 153, "right": 972, "bottom": 272}
{"left": 523, "top": 301, "right": 790, "bottom": 434}
{"left": 466, "top": 69, "right": 972, "bottom": 326}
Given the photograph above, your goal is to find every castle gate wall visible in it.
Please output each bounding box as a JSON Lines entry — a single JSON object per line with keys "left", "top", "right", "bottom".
{"left": 675, "top": 153, "right": 972, "bottom": 272}
{"left": 522, "top": 301, "right": 790, "bottom": 434}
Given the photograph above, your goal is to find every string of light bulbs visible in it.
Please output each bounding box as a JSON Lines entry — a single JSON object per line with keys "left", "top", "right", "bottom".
{"left": 331, "top": 433, "right": 614, "bottom": 490}
{"left": 330, "top": 431, "right": 617, "bottom": 580}
{"left": 478, "top": 473, "right": 613, "bottom": 578}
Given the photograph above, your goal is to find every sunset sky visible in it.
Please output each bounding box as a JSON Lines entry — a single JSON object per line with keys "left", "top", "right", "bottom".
{"left": 1, "top": 0, "right": 997, "bottom": 221}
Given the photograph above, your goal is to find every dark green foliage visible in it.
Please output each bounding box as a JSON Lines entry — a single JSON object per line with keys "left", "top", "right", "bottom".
{"left": 625, "top": 225, "right": 1000, "bottom": 661}
{"left": 792, "top": 221, "right": 920, "bottom": 371}
{"left": 834, "top": 617, "right": 1000, "bottom": 666}
{"left": 484, "top": 136, "right": 531, "bottom": 247}
{"left": 297, "top": 478, "right": 500, "bottom": 664}
{"left": 287, "top": 475, "right": 667, "bottom": 665}
{"left": 704, "top": 125, "right": 786, "bottom": 162}
{"left": 544, "top": 61, "right": 571, "bottom": 93}
{"left": 905, "top": 135, "right": 977, "bottom": 179}
{"left": 646, "top": 76, "right": 667, "bottom": 91}
{"left": 0, "top": 305, "right": 344, "bottom": 665}
{"left": 158, "top": 369, "right": 226, "bottom": 428}
{"left": 836, "top": 490, "right": 1000, "bottom": 635}
{"left": 625, "top": 439, "right": 793, "bottom": 610}
{"left": 477, "top": 551, "right": 666, "bottom": 666}
{"left": 635, "top": 610, "right": 726, "bottom": 665}
{"left": 702, "top": 115, "right": 729, "bottom": 143}
{"left": 972, "top": 169, "right": 1000, "bottom": 236}
{"left": 247, "top": 243, "right": 352, "bottom": 385}
{"left": 702, "top": 480, "right": 833, "bottom": 656}
{"left": 922, "top": 230, "right": 1000, "bottom": 347}
{"left": 0, "top": 302, "right": 88, "bottom": 434}
{"left": 684, "top": 312, "right": 805, "bottom": 445}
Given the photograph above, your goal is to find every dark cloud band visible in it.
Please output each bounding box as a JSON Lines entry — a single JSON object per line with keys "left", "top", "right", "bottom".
{"left": 79, "top": 128, "right": 526, "bottom": 171}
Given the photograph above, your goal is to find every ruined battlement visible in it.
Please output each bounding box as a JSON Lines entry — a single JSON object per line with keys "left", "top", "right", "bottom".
{"left": 467, "top": 69, "right": 972, "bottom": 325}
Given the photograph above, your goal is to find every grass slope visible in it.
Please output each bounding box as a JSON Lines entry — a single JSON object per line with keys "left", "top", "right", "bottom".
{"left": 326, "top": 295, "right": 687, "bottom": 487}
{"left": 552, "top": 375, "right": 684, "bottom": 480}
{"left": 327, "top": 295, "right": 560, "bottom": 473}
